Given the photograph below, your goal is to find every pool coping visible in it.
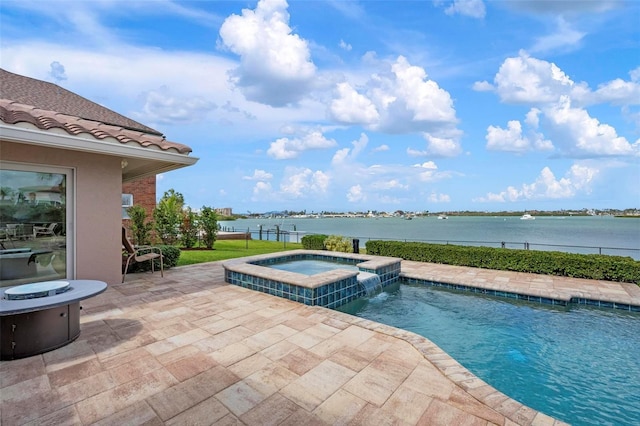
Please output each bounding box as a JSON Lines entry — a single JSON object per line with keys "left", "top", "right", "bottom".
{"left": 400, "top": 262, "right": 640, "bottom": 312}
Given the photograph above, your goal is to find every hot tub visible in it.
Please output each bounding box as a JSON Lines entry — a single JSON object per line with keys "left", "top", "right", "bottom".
{"left": 223, "top": 250, "right": 401, "bottom": 308}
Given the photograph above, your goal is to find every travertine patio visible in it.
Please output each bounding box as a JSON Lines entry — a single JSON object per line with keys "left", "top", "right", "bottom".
{"left": 2, "top": 259, "right": 638, "bottom": 425}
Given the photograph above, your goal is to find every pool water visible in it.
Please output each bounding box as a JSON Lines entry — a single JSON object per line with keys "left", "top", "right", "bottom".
{"left": 268, "top": 259, "right": 359, "bottom": 275}
{"left": 337, "top": 284, "right": 640, "bottom": 426}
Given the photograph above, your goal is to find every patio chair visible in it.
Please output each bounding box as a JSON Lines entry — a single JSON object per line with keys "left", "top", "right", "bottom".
{"left": 122, "top": 226, "right": 163, "bottom": 283}
{"left": 34, "top": 223, "right": 57, "bottom": 237}
{"left": 13, "top": 224, "right": 34, "bottom": 240}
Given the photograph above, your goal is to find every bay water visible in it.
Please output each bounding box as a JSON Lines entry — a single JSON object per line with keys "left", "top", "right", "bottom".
{"left": 220, "top": 216, "right": 640, "bottom": 259}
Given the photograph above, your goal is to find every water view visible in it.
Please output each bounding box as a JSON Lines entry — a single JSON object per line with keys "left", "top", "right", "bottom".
{"left": 338, "top": 284, "right": 640, "bottom": 426}
{"left": 221, "top": 215, "right": 640, "bottom": 259}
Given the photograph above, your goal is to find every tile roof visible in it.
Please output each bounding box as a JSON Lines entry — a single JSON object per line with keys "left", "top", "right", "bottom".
{"left": 0, "top": 69, "right": 192, "bottom": 154}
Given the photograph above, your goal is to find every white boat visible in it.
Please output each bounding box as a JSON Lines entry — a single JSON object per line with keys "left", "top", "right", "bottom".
{"left": 437, "top": 214, "right": 448, "bottom": 220}
{"left": 520, "top": 213, "right": 535, "bottom": 220}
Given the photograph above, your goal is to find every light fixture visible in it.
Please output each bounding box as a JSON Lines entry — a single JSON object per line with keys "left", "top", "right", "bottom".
{"left": 121, "top": 159, "right": 128, "bottom": 169}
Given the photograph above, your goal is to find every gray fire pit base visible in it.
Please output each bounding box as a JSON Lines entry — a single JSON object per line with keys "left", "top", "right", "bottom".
{"left": 1, "top": 302, "right": 81, "bottom": 360}
{"left": 0, "top": 280, "right": 107, "bottom": 360}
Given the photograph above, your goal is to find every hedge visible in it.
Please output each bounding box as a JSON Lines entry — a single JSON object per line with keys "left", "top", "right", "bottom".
{"left": 301, "top": 234, "right": 328, "bottom": 250}
{"left": 365, "top": 240, "right": 640, "bottom": 285}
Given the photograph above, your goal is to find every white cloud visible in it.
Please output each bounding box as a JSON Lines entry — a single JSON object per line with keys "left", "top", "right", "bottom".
{"left": 428, "top": 192, "right": 451, "bottom": 203}
{"left": 472, "top": 80, "right": 493, "bottom": 91}
{"left": 243, "top": 169, "right": 273, "bottom": 181}
{"left": 371, "top": 179, "right": 408, "bottom": 191}
{"left": 525, "top": 108, "right": 541, "bottom": 128}
{"left": 1, "top": 40, "right": 315, "bottom": 135}
{"left": 476, "top": 164, "right": 599, "bottom": 202}
{"left": 491, "top": 51, "right": 640, "bottom": 109}
{"left": 280, "top": 167, "right": 330, "bottom": 197}
{"left": 486, "top": 53, "right": 637, "bottom": 158}
{"left": 443, "top": 0, "right": 486, "bottom": 19}
{"left": 252, "top": 181, "right": 273, "bottom": 200}
{"left": 339, "top": 39, "right": 352, "bottom": 51}
{"left": 140, "top": 86, "right": 217, "bottom": 124}
{"left": 373, "top": 144, "right": 389, "bottom": 152}
{"left": 347, "top": 185, "right": 365, "bottom": 202}
{"left": 531, "top": 17, "right": 585, "bottom": 53}
{"left": 423, "top": 134, "right": 463, "bottom": 157}
{"left": 331, "top": 133, "right": 368, "bottom": 165}
{"left": 267, "top": 130, "right": 338, "bottom": 159}
{"left": 407, "top": 148, "right": 428, "bottom": 157}
{"left": 330, "top": 82, "right": 379, "bottom": 124}
{"left": 412, "top": 161, "right": 452, "bottom": 182}
{"left": 544, "top": 96, "right": 638, "bottom": 157}
{"left": 329, "top": 56, "right": 459, "bottom": 139}
{"left": 592, "top": 78, "right": 640, "bottom": 106}
{"left": 413, "top": 161, "right": 438, "bottom": 170}
{"left": 486, "top": 120, "right": 530, "bottom": 152}
{"left": 389, "top": 56, "right": 457, "bottom": 123}
{"left": 485, "top": 114, "right": 553, "bottom": 153}
{"left": 493, "top": 51, "right": 575, "bottom": 104}
{"left": 219, "top": 0, "right": 316, "bottom": 106}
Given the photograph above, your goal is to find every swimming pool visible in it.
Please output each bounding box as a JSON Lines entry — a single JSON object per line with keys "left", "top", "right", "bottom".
{"left": 337, "top": 283, "right": 640, "bottom": 426}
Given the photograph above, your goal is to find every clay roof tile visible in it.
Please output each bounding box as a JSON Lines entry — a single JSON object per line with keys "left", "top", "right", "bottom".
{"left": 0, "top": 69, "right": 193, "bottom": 155}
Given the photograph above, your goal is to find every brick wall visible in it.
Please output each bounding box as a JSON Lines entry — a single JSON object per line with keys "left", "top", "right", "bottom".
{"left": 122, "top": 175, "right": 156, "bottom": 229}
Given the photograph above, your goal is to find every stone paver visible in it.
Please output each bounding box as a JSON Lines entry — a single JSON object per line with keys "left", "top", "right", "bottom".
{"left": 4, "top": 258, "right": 635, "bottom": 425}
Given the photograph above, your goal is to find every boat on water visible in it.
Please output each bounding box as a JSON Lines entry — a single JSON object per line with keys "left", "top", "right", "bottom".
{"left": 437, "top": 214, "right": 448, "bottom": 220}
{"left": 520, "top": 213, "right": 535, "bottom": 220}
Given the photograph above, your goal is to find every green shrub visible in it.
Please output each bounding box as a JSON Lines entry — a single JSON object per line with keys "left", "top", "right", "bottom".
{"left": 366, "top": 240, "right": 640, "bottom": 285}
{"left": 301, "top": 234, "right": 328, "bottom": 250}
{"left": 153, "top": 189, "right": 184, "bottom": 245}
{"left": 127, "top": 204, "right": 153, "bottom": 245}
{"left": 324, "top": 235, "right": 353, "bottom": 253}
{"left": 180, "top": 207, "right": 199, "bottom": 248}
{"left": 199, "top": 206, "right": 218, "bottom": 249}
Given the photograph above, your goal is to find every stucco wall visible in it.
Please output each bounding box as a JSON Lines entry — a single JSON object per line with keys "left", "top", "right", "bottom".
{"left": 1, "top": 141, "right": 123, "bottom": 284}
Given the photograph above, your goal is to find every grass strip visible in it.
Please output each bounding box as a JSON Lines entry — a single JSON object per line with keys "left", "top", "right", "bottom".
{"left": 177, "top": 240, "right": 303, "bottom": 266}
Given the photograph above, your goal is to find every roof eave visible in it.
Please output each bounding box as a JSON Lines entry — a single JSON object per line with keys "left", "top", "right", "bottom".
{"left": 0, "top": 124, "right": 199, "bottom": 181}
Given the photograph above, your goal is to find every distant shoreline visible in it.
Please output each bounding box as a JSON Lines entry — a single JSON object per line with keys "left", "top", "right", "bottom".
{"left": 226, "top": 212, "right": 640, "bottom": 220}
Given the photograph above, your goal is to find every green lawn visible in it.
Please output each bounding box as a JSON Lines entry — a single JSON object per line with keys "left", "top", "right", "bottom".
{"left": 177, "top": 240, "right": 304, "bottom": 266}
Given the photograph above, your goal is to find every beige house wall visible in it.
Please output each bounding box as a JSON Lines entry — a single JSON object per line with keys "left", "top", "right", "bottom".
{"left": 1, "top": 140, "right": 123, "bottom": 284}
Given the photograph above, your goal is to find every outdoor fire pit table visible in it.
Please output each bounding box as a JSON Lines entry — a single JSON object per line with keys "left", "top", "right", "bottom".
{"left": 0, "top": 280, "right": 107, "bottom": 360}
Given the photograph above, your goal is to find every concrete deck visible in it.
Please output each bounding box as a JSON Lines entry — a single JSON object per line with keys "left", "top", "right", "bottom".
{"left": 2, "top": 260, "right": 638, "bottom": 425}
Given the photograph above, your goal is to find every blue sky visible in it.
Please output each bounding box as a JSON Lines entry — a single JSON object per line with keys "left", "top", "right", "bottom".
{"left": 1, "top": 0, "right": 639, "bottom": 213}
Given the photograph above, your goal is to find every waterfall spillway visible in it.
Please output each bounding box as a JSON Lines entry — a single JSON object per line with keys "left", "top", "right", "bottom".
{"left": 358, "top": 272, "right": 383, "bottom": 296}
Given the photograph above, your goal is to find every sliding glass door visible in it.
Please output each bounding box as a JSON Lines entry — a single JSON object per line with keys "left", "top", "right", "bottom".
{"left": 0, "top": 163, "right": 73, "bottom": 287}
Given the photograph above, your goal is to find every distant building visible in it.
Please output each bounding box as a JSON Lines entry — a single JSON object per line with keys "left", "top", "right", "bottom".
{"left": 215, "top": 207, "right": 233, "bottom": 217}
